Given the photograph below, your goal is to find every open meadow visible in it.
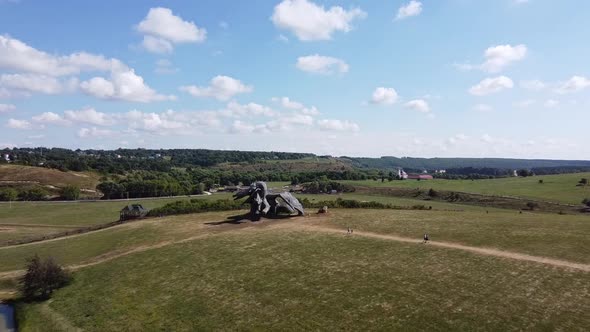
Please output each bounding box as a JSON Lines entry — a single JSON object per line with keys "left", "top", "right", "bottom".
{"left": 342, "top": 172, "right": 590, "bottom": 205}
{"left": 1, "top": 205, "right": 589, "bottom": 331}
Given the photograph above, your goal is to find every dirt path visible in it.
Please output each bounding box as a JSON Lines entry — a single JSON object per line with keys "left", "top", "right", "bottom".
{"left": 303, "top": 224, "right": 590, "bottom": 272}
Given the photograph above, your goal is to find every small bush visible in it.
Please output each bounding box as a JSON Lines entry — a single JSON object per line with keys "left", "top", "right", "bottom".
{"left": 583, "top": 198, "right": 590, "bottom": 207}
{"left": 20, "top": 255, "right": 71, "bottom": 301}
{"left": 428, "top": 188, "right": 438, "bottom": 197}
{"left": 60, "top": 185, "right": 80, "bottom": 200}
{"left": 526, "top": 202, "right": 540, "bottom": 211}
{"left": 0, "top": 188, "right": 18, "bottom": 201}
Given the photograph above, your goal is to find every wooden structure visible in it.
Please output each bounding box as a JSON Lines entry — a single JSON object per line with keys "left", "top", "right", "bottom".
{"left": 120, "top": 204, "right": 148, "bottom": 221}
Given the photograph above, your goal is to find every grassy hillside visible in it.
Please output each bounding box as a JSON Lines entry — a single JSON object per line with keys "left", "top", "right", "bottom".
{"left": 0, "top": 165, "right": 100, "bottom": 188}
{"left": 343, "top": 172, "right": 590, "bottom": 205}
{"left": 6, "top": 210, "right": 589, "bottom": 331}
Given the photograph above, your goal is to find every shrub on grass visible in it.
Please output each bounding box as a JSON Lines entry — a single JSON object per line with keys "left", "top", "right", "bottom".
{"left": 20, "top": 255, "right": 71, "bottom": 301}
{"left": 60, "top": 185, "right": 81, "bottom": 200}
{"left": 0, "top": 188, "right": 18, "bottom": 201}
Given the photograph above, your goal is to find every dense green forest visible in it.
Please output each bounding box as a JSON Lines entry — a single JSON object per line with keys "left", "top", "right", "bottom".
{"left": 2, "top": 147, "right": 590, "bottom": 200}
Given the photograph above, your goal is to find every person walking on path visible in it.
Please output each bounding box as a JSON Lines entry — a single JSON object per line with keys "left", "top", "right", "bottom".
{"left": 423, "top": 233, "right": 430, "bottom": 244}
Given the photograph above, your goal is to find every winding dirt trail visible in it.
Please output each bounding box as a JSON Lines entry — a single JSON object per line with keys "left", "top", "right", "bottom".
{"left": 301, "top": 224, "right": 590, "bottom": 272}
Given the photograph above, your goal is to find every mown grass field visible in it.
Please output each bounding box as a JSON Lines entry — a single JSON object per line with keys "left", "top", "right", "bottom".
{"left": 6, "top": 209, "right": 590, "bottom": 331}
{"left": 0, "top": 192, "right": 491, "bottom": 246}
{"left": 342, "top": 172, "right": 590, "bottom": 205}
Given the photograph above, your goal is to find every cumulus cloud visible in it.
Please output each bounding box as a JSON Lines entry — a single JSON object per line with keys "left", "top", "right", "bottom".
{"left": 64, "top": 107, "right": 114, "bottom": 126}
{"left": 469, "top": 76, "right": 514, "bottom": 96}
{"left": 555, "top": 76, "right": 590, "bottom": 94}
{"left": 80, "top": 68, "right": 175, "bottom": 103}
{"left": 0, "top": 74, "right": 70, "bottom": 95}
{"left": 221, "top": 101, "right": 275, "bottom": 118}
{"left": 32, "top": 112, "right": 70, "bottom": 126}
{"left": 296, "top": 55, "right": 349, "bottom": 74}
{"left": 456, "top": 44, "right": 527, "bottom": 73}
{"left": 318, "top": 119, "right": 359, "bottom": 132}
{"left": 0, "top": 35, "right": 171, "bottom": 102}
{"left": 0, "top": 35, "right": 118, "bottom": 76}
{"left": 403, "top": 99, "right": 430, "bottom": 112}
{"left": 271, "top": 0, "right": 366, "bottom": 41}
{"left": 395, "top": 1, "right": 422, "bottom": 20}
{"left": 370, "top": 87, "right": 398, "bottom": 105}
{"left": 272, "top": 96, "right": 304, "bottom": 110}
{"left": 78, "top": 127, "right": 113, "bottom": 138}
{"left": 180, "top": 75, "right": 253, "bottom": 101}
{"left": 6, "top": 118, "right": 31, "bottom": 129}
{"left": 271, "top": 96, "right": 320, "bottom": 115}
{"left": 122, "top": 110, "right": 186, "bottom": 132}
{"left": 0, "top": 103, "right": 15, "bottom": 113}
{"left": 136, "top": 7, "right": 206, "bottom": 53}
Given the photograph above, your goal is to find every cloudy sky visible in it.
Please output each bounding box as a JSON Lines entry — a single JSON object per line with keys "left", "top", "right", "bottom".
{"left": 1, "top": 0, "right": 589, "bottom": 159}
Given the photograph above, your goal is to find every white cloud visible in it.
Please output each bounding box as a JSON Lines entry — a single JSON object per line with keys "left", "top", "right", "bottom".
{"left": 32, "top": 112, "right": 70, "bottom": 126}
{"left": 64, "top": 107, "right": 114, "bottom": 126}
{"left": 6, "top": 118, "right": 31, "bottom": 129}
{"left": 120, "top": 109, "right": 188, "bottom": 133}
{"left": 80, "top": 68, "right": 175, "bottom": 103}
{"left": 403, "top": 99, "right": 430, "bottom": 113}
{"left": 544, "top": 99, "right": 559, "bottom": 108}
{"left": 0, "top": 35, "right": 170, "bottom": 103}
{"left": 473, "top": 103, "right": 493, "bottom": 112}
{"left": 0, "top": 74, "right": 68, "bottom": 94}
{"left": 136, "top": 7, "right": 206, "bottom": 53}
{"left": 271, "top": 0, "right": 366, "bottom": 41}
{"left": 318, "top": 119, "right": 359, "bottom": 132}
{"left": 469, "top": 76, "right": 514, "bottom": 96}
{"left": 520, "top": 80, "right": 545, "bottom": 91}
{"left": 271, "top": 96, "right": 320, "bottom": 115}
{"left": 457, "top": 44, "right": 527, "bottom": 73}
{"left": 395, "top": 1, "right": 422, "bottom": 20}
{"left": 272, "top": 96, "right": 304, "bottom": 110}
{"left": 370, "top": 87, "right": 398, "bottom": 105}
{"left": 78, "top": 127, "right": 113, "bottom": 138}
{"left": 0, "top": 103, "right": 15, "bottom": 113}
{"left": 0, "top": 35, "right": 117, "bottom": 76}
{"left": 180, "top": 75, "right": 253, "bottom": 101}
{"left": 555, "top": 76, "right": 590, "bottom": 94}
{"left": 221, "top": 101, "right": 275, "bottom": 118}
{"left": 141, "top": 35, "right": 173, "bottom": 54}
{"left": 296, "top": 55, "right": 349, "bottom": 75}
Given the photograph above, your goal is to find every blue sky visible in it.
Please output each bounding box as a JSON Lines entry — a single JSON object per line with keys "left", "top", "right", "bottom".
{"left": 0, "top": 0, "right": 589, "bottom": 158}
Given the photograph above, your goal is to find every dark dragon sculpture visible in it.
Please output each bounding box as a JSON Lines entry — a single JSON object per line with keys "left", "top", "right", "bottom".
{"left": 233, "top": 181, "right": 305, "bottom": 221}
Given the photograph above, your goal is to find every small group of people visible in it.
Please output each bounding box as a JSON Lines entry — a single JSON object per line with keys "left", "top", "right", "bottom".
{"left": 422, "top": 233, "right": 430, "bottom": 244}
{"left": 347, "top": 227, "right": 354, "bottom": 235}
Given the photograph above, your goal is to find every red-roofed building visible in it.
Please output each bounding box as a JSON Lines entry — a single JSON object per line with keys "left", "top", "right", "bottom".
{"left": 407, "top": 174, "right": 433, "bottom": 180}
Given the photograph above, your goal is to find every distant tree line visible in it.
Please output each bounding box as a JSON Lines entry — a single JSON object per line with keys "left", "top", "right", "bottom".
{"left": 301, "top": 180, "right": 356, "bottom": 194}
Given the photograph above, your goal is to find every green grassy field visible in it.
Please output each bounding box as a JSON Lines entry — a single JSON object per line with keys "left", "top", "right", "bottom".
{"left": 0, "top": 192, "right": 493, "bottom": 246}
{"left": 342, "top": 172, "right": 590, "bottom": 205}
{"left": 0, "top": 194, "right": 233, "bottom": 245}
{"left": 8, "top": 210, "right": 590, "bottom": 331}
